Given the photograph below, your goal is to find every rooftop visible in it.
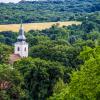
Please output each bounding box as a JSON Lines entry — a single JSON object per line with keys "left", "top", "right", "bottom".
{"left": 9, "top": 54, "right": 21, "bottom": 64}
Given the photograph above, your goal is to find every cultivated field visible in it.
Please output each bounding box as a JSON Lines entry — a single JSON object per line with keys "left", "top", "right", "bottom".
{"left": 0, "top": 21, "right": 81, "bottom": 32}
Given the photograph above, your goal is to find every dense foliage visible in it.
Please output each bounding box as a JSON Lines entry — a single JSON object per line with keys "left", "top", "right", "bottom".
{"left": 49, "top": 46, "right": 100, "bottom": 100}
{"left": 0, "top": 1, "right": 100, "bottom": 100}
{"left": 0, "top": 0, "right": 100, "bottom": 24}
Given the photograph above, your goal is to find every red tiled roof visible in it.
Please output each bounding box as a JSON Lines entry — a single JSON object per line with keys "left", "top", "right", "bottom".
{"left": 9, "top": 54, "right": 21, "bottom": 64}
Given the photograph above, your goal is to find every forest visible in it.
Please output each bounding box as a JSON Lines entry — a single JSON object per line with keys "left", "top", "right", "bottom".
{"left": 0, "top": 0, "right": 100, "bottom": 24}
{"left": 0, "top": 0, "right": 100, "bottom": 100}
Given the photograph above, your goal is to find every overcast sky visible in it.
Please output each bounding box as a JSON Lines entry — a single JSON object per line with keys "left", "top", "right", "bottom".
{"left": 0, "top": 0, "right": 21, "bottom": 3}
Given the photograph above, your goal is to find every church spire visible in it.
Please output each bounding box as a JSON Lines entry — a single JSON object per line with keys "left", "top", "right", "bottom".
{"left": 17, "top": 22, "right": 26, "bottom": 41}
{"left": 14, "top": 21, "right": 28, "bottom": 58}
{"left": 20, "top": 20, "right": 23, "bottom": 30}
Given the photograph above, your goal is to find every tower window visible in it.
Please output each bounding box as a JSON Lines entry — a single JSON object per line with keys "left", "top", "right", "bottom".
{"left": 18, "top": 47, "right": 20, "bottom": 51}
{"left": 24, "top": 47, "right": 26, "bottom": 51}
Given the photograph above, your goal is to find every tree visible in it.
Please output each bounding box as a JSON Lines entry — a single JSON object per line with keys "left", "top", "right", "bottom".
{"left": 0, "top": 64, "right": 28, "bottom": 100}
{"left": 0, "top": 43, "right": 12, "bottom": 64}
{"left": 49, "top": 46, "right": 100, "bottom": 100}
{"left": 66, "top": 57, "right": 100, "bottom": 99}
{"left": 0, "top": 31, "right": 17, "bottom": 45}
{"left": 14, "top": 57, "right": 65, "bottom": 100}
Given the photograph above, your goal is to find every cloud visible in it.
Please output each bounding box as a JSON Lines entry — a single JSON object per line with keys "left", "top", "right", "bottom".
{"left": 0, "top": 0, "right": 21, "bottom": 3}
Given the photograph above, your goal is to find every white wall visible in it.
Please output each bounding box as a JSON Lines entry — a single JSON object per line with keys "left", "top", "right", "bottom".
{"left": 14, "top": 42, "right": 28, "bottom": 57}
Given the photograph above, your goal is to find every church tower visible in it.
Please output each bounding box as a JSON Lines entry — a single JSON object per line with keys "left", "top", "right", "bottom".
{"left": 14, "top": 23, "right": 28, "bottom": 58}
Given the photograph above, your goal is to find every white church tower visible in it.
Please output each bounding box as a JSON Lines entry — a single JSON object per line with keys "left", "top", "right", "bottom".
{"left": 14, "top": 23, "right": 28, "bottom": 58}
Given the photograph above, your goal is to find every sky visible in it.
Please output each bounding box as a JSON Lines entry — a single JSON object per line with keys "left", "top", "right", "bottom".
{"left": 0, "top": 0, "right": 21, "bottom": 3}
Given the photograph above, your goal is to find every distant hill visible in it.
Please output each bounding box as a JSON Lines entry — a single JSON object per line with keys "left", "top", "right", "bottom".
{"left": 0, "top": 0, "right": 100, "bottom": 24}
{"left": 19, "top": 0, "right": 65, "bottom": 3}
{"left": 19, "top": 0, "right": 96, "bottom": 3}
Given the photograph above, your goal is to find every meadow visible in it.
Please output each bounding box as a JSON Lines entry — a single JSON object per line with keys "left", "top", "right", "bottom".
{"left": 0, "top": 21, "right": 81, "bottom": 32}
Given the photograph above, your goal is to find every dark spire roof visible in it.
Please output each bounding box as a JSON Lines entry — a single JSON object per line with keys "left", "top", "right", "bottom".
{"left": 17, "top": 23, "right": 26, "bottom": 41}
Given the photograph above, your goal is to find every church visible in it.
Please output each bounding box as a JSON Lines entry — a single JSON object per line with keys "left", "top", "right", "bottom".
{"left": 9, "top": 23, "right": 28, "bottom": 64}
{"left": 14, "top": 23, "right": 28, "bottom": 57}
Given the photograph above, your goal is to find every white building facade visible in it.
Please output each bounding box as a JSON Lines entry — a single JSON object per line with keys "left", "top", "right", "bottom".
{"left": 14, "top": 24, "right": 28, "bottom": 57}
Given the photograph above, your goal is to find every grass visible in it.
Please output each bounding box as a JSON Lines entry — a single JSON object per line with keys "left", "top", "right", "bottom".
{"left": 0, "top": 21, "right": 81, "bottom": 32}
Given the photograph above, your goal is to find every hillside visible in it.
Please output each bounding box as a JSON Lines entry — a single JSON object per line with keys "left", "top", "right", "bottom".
{"left": 0, "top": 0, "right": 100, "bottom": 24}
